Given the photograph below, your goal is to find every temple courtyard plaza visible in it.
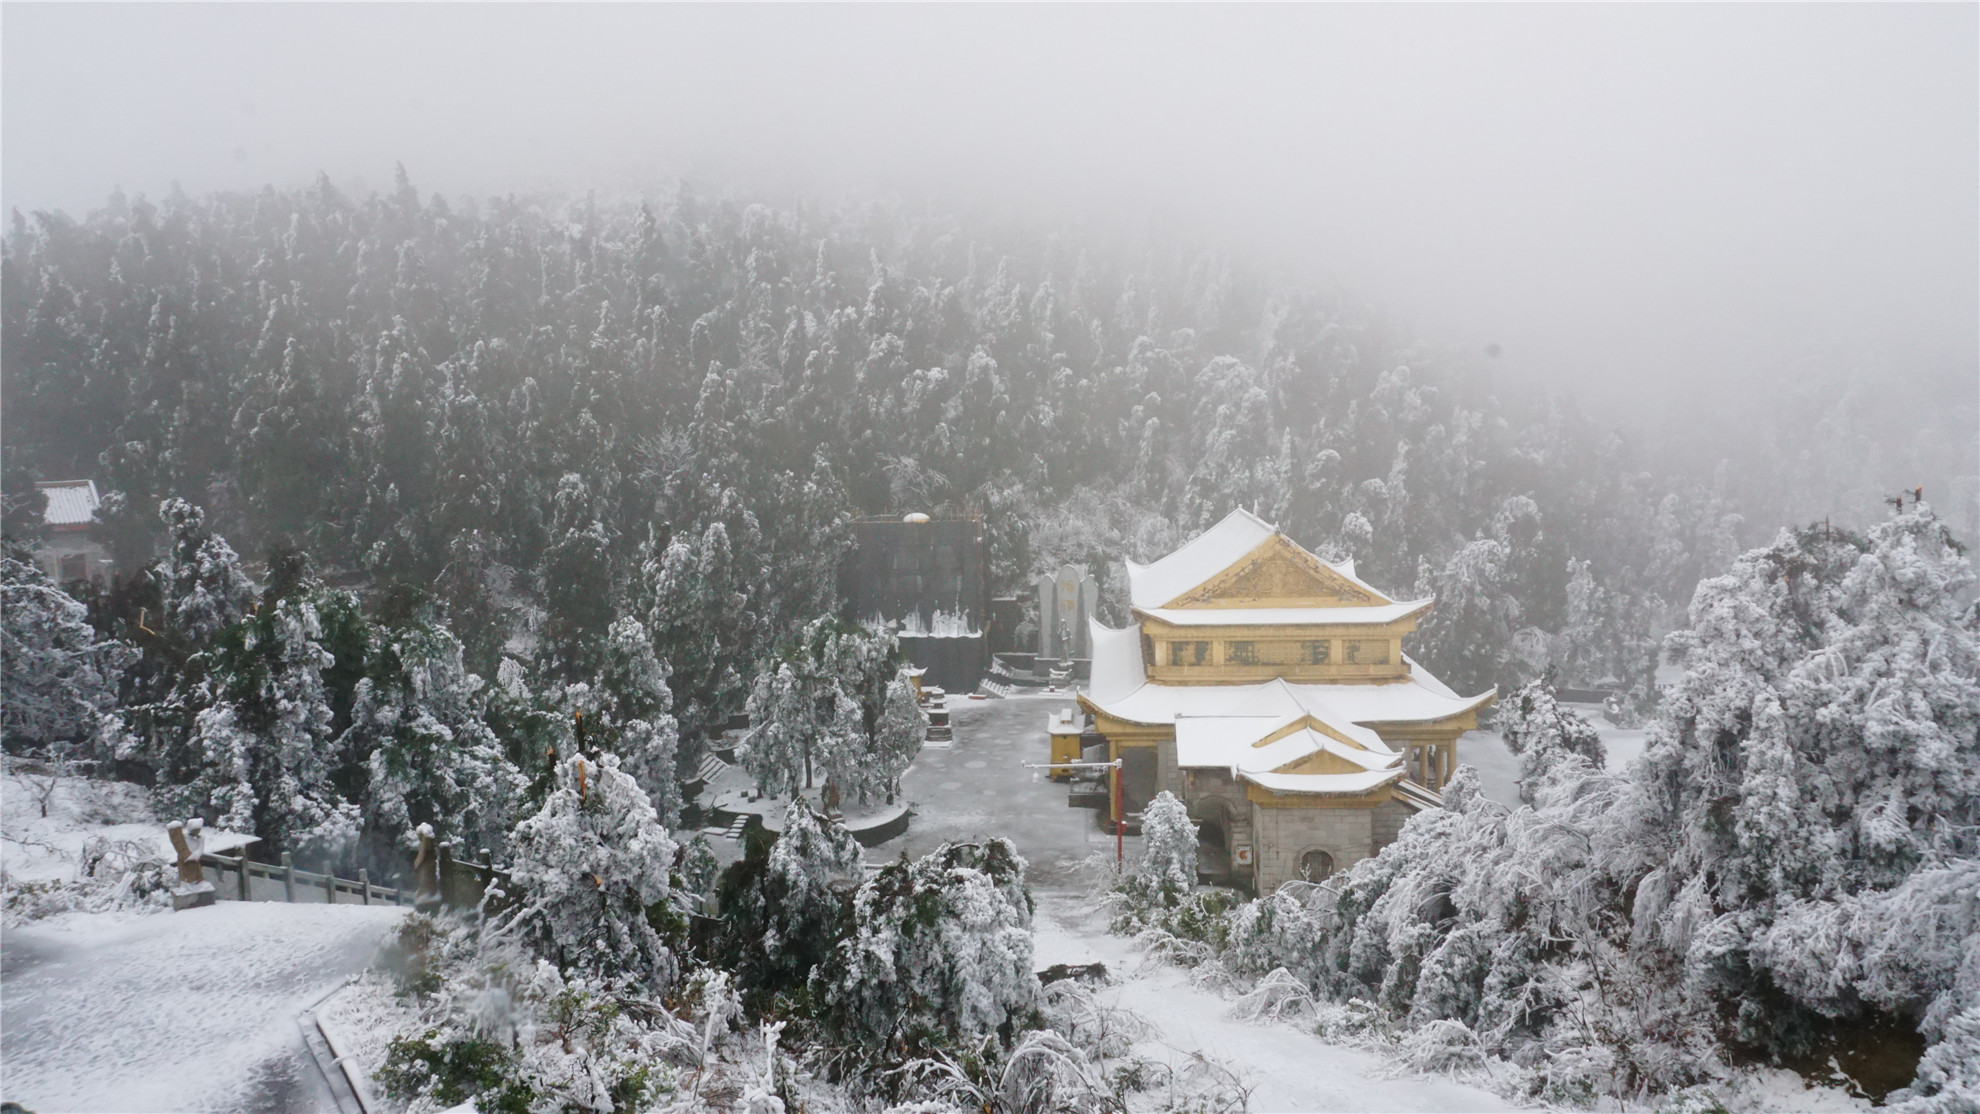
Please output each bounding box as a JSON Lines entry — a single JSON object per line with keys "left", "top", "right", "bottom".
{"left": 872, "top": 689, "right": 1649, "bottom": 888}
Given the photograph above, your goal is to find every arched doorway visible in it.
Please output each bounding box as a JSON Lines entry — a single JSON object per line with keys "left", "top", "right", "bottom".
{"left": 1298, "top": 849, "right": 1336, "bottom": 882}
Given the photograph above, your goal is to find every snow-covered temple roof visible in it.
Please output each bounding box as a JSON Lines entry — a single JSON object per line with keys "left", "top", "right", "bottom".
{"left": 1125, "top": 508, "right": 1279, "bottom": 609}
{"left": 1083, "top": 619, "right": 1481, "bottom": 797}
{"left": 1085, "top": 618, "right": 1494, "bottom": 728}
{"left": 36, "top": 479, "right": 100, "bottom": 527}
{"left": 1138, "top": 600, "right": 1432, "bottom": 627}
{"left": 1170, "top": 713, "right": 1407, "bottom": 794}
{"left": 1122, "top": 507, "right": 1402, "bottom": 616}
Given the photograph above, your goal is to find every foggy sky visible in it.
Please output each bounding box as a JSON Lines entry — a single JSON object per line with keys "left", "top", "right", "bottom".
{"left": 4, "top": 3, "right": 1974, "bottom": 416}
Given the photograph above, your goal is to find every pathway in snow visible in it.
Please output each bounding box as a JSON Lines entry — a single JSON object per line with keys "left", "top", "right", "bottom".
{"left": 2, "top": 900, "right": 406, "bottom": 1113}
{"left": 1031, "top": 892, "right": 1515, "bottom": 1113}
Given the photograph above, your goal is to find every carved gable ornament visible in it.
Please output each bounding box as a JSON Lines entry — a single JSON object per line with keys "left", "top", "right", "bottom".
{"left": 1166, "top": 535, "right": 1384, "bottom": 608}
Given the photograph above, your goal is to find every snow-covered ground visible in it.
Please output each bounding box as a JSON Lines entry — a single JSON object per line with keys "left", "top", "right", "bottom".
{"left": 2, "top": 771, "right": 407, "bottom": 1112}
{"left": 3, "top": 899, "right": 405, "bottom": 1112}
{"left": 1031, "top": 891, "right": 1514, "bottom": 1113}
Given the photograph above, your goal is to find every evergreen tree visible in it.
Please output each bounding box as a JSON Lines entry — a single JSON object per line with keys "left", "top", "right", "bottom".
{"left": 590, "top": 615, "right": 684, "bottom": 825}
{"left": 505, "top": 752, "right": 681, "bottom": 989}
{"left": 173, "top": 588, "right": 360, "bottom": 858}
{"left": 534, "top": 473, "right": 615, "bottom": 682}
{"left": 1134, "top": 790, "right": 1199, "bottom": 900}
{"left": 0, "top": 544, "right": 136, "bottom": 753}
{"left": 343, "top": 620, "right": 525, "bottom": 871}
{"left": 739, "top": 618, "right": 920, "bottom": 806}
{"left": 1496, "top": 676, "right": 1606, "bottom": 804}
{"left": 157, "top": 498, "right": 255, "bottom": 646}
{"left": 1623, "top": 507, "right": 1979, "bottom": 1053}
{"left": 716, "top": 800, "right": 865, "bottom": 998}
{"left": 639, "top": 521, "right": 750, "bottom": 758}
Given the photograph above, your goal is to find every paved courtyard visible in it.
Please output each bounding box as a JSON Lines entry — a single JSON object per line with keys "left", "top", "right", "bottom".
{"left": 872, "top": 691, "right": 1137, "bottom": 886}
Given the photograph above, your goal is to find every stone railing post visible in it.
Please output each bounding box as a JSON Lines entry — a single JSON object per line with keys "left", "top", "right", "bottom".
{"left": 166, "top": 820, "right": 215, "bottom": 910}
{"left": 359, "top": 868, "right": 372, "bottom": 906}
{"left": 282, "top": 852, "right": 296, "bottom": 903}
{"left": 413, "top": 824, "right": 441, "bottom": 911}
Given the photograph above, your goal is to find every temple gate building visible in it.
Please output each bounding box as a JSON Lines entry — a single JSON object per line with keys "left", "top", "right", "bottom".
{"left": 1079, "top": 509, "right": 1495, "bottom": 893}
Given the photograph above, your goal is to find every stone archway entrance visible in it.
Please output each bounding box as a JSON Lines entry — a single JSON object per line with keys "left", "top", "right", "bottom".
{"left": 1298, "top": 848, "right": 1336, "bottom": 882}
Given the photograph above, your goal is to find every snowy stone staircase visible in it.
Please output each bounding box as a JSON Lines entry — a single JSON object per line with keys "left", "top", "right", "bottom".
{"left": 695, "top": 752, "right": 730, "bottom": 785}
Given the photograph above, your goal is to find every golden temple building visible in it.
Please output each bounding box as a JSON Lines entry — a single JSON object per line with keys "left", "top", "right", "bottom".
{"left": 1079, "top": 509, "right": 1495, "bottom": 893}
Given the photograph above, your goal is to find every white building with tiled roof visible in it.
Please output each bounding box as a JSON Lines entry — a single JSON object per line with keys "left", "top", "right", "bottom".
{"left": 1078, "top": 509, "right": 1495, "bottom": 892}
{"left": 33, "top": 479, "right": 112, "bottom": 584}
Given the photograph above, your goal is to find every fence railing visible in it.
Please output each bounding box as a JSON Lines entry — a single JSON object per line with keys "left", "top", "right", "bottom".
{"left": 198, "top": 850, "right": 418, "bottom": 907}
{"left": 168, "top": 822, "right": 516, "bottom": 914}
{"left": 410, "top": 829, "right": 512, "bottom": 913}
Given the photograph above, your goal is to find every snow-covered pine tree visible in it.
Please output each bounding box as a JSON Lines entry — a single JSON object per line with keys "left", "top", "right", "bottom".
{"left": 638, "top": 520, "right": 751, "bottom": 759}
{"left": 1135, "top": 790, "right": 1198, "bottom": 901}
{"left": 1410, "top": 537, "right": 1520, "bottom": 695}
{"left": 534, "top": 473, "right": 615, "bottom": 683}
{"left": 870, "top": 674, "right": 928, "bottom": 801}
{"left": 344, "top": 620, "right": 525, "bottom": 871}
{"left": 813, "top": 838, "right": 1040, "bottom": 1050}
{"left": 0, "top": 545, "right": 136, "bottom": 753}
{"left": 175, "top": 587, "right": 361, "bottom": 857}
{"left": 504, "top": 751, "right": 681, "bottom": 988}
{"left": 719, "top": 800, "right": 866, "bottom": 997}
{"left": 739, "top": 618, "right": 921, "bottom": 806}
{"left": 592, "top": 615, "right": 684, "bottom": 826}
{"left": 1496, "top": 676, "right": 1606, "bottom": 804}
{"left": 158, "top": 498, "right": 255, "bottom": 647}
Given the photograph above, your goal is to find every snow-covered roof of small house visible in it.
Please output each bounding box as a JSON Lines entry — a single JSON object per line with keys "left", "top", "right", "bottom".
{"left": 1170, "top": 712, "right": 1407, "bottom": 796}
{"left": 36, "top": 480, "right": 100, "bottom": 527}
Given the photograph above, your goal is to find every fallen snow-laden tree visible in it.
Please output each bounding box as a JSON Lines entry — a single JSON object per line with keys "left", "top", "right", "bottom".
{"left": 812, "top": 838, "right": 1042, "bottom": 1053}
{"left": 715, "top": 799, "right": 865, "bottom": 1004}
{"left": 1153, "top": 508, "right": 1980, "bottom": 1110}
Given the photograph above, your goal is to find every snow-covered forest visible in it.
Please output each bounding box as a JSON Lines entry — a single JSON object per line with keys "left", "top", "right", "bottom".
{"left": 3, "top": 172, "right": 1977, "bottom": 1112}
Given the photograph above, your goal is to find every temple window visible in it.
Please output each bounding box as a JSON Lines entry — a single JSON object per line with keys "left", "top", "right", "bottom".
{"left": 1301, "top": 640, "right": 1330, "bottom": 665}
{"left": 1227, "top": 641, "right": 1257, "bottom": 665}
{"left": 1343, "top": 640, "right": 1390, "bottom": 665}
{"left": 1169, "top": 640, "right": 1210, "bottom": 666}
